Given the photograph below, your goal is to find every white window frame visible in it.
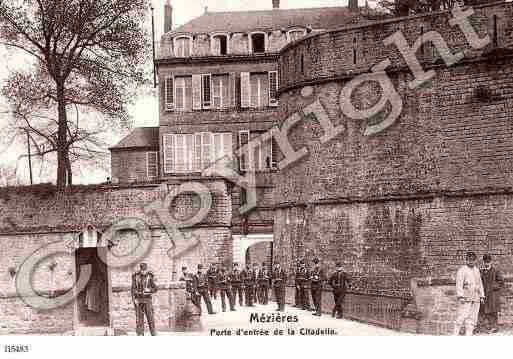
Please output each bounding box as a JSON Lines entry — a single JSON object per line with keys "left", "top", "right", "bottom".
{"left": 210, "top": 32, "right": 230, "bottom": 55}
{"left": 249, "top": 31, "right": 267, "bottom": 54}
{"left": 164, "top": 76, "right": 174, "bottom": 111}
{"left": 268, "top": 71, "right": 278, "bottom": 107}
{"left": 212, "top": 74, "right": 229, "bottom": 109}
{"left": 173, "top": 35, "right": 193, "bottom": 57}
{"left": 286, "top": 28, "right": 306, "bottom": 42}
{"left": 146, "top": 151, "right": 158, "bottom": 180}
{"left": 250, "top": 73, "right": 265, "bottom": 109}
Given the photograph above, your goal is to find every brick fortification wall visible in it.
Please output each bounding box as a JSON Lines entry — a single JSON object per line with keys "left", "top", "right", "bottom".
{"left": 0, "top": 182, "right": 231, "bottom": 334}
{"left": 274, "top": 2, "right": 513, "bottom": 334}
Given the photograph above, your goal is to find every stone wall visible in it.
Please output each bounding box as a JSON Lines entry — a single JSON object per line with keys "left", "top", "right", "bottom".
{"left": 111, "top": 149, "right": 158, "bottom": 184}
{"left": 0, "top": 183, "right": 231, "bottom": 334}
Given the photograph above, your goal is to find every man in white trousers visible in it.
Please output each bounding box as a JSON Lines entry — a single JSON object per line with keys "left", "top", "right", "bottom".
{"left": 454, "top": 251, "right": 485, "bottom": 336}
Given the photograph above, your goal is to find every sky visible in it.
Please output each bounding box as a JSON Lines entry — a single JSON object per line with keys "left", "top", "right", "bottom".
{"left": 0, "top": 0, "right": 369, "bottom": 185}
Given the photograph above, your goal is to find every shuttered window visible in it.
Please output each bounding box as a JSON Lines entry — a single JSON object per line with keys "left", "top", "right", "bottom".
{"left": 192, "top": 75, "right": 202, "bottom": 110}
{"left": 269, "top": 71, "right": 278, "bottom": 107}
{"left": 202, "top": 74, "right": 211, "bottom": 109}
{"left": 146, "top": 152, "right": 158, "bottom": 180}
{"left": 212, "top": 74, "right": 229, "bottom": 109}
{"left": 175, "top": 37, "right": 191, "bottom": 57}
{"left": 164, "top": 77, "right": 174, "bottom": 111}
{"left": 240, "top": 72, "right": 251, "bottom": 108}
{"left": 163, "top": 132, "right": 232, "bottom": 174}
{"left": 174, "top": 76, "right": 192, "bottom": 111}
{"left": 238, "top": 130, "right": 275, "bottom": 172}
{"left": 238, "top": 131, "right": 250, "bottom": 171}
{"left": 249, "top": 73, "right": 269, "bottom": 109}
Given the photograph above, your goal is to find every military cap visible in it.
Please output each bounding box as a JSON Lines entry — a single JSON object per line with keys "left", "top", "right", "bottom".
{"left": 233, "top": 262, "right": 239, "bottom": 267}
{"left": 139, "top": 263, "right": 148, "bottom": 270}
{"left": 335, "top": 262, "right": 342, "bottom": 267}
{"left": 483, "top": 254, "right": 492, "bottom": 263}
{"left": 181, "top": 266, "right": 187, "bottom": 271}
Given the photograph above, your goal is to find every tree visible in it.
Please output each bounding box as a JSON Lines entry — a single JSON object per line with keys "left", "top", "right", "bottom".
{"left": 0, "top": 0, "right": 151, "bottom": 189}
{"left": 376, "top": 0, "right": 499, "bottom": 16}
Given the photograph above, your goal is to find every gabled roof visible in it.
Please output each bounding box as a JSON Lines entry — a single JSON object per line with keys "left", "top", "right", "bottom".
{"left": 110, "top": 127, "right": 159, "bottom": 150}
{"left": 169, "top": 7, "right": 371, "bottom": 35}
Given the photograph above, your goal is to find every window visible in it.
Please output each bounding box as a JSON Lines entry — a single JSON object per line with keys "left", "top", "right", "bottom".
{"left": 288, "top": 29, "right": 305, "bottom": 43}
{"left": 250, "top": 73, "right": 269, "bottom": 108}
{"left": 175, "top": 76, "right": 192, "bottom": 111}
{"left": 146, "top": 152, "right": 158, "bottom": 181}
{"left": 212, "top": 74, "right": 230, "bottom": 109}
{"left": 268, "top": 71, "right": 278, "bottom": 107}
{"left": 175, "top": 36, "right": 192, "bottom": 57}
{"left": 164, "top": 77, "right": 174, "bottom": 111}
{"left": 212, "top": 34, "right": 228, "bottom": 55}
{"left": 251, "top": 33, "right": 266, "bottom": 53}
{"left": 163, "top": 132, "right": 233, "bottom": 174}
{"left": 202, "top": 74, "right": 211, "bottom": 108}
{"left": 238, "top": 130, "right": 277, "bottom": 172}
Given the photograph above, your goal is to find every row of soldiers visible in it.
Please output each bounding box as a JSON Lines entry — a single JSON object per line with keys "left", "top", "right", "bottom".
{"left": 179, "top": 262, "right": 287, "bottom": 314}
{"left": 180, "top": 258, "right": 349, "bottom": 318}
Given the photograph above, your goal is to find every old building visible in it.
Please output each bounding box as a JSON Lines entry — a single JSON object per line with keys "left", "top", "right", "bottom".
{"left": 111, "top": 0, "right": 371, "bottom": 267}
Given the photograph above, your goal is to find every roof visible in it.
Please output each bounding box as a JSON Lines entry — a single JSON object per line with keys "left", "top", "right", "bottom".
{"left": 169, "top": 7, "right": 373, "bottom": 35}
{"left": 110, "top": 127, "right": 159, "bottom": 150}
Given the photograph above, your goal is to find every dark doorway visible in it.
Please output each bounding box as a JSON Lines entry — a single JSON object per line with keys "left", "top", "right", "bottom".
{"left": 75, "top": 247, "right": 110, "bottom": 327}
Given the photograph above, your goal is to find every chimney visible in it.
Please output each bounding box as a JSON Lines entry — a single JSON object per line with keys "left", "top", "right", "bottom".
{"left": 348, "top": 0, "right": 358, "bottom": 12}
{"left": 272, "top": 0, "right": 280, "bottom": 9}
{"left": 164, "top": 0, "right": 173, "bottom": 33}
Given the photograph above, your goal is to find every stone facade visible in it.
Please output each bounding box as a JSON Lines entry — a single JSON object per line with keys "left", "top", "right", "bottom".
{"left": 274, "top": 1, "right": 513, "bottom": 333}
{"left": 0, "top": 182, "right": 231, "bottom": 334}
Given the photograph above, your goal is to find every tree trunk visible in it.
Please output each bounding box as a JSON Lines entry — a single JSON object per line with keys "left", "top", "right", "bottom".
{"left": 65, "top": 151, "right": 73, "bottom": 186}
{"left": 56, "top": 82, "right": 68, "bottom": 190}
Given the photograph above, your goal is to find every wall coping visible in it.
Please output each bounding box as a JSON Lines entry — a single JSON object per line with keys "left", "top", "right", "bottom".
{"left": 415, "top": 275, "right": 513, "bottom": 288}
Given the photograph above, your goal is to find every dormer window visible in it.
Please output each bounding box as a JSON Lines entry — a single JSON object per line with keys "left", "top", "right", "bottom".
{"left": 174, "top": 36, "right": 193, "bottom": 57}
{"left": 287, "top": 29, "right": 306, "bottom": 43}
{"left": 212, "top": 34, "right": 229, "bottom": 55}
{"left": 250, "top": 33, "right": 266, "bottom": 53}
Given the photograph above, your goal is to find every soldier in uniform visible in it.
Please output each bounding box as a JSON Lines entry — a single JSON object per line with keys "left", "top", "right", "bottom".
{"left": 253, "top": 263, "right": 260, "bottom": 304}
{"left": 207, "top": 262, "right": 219, "bottom": 300}
{"left": 329, "top": 262, "right": 348, "bottom": 319}
{"left": 230, "top": 263, "right": 244, "bottom": 307}
{"left": 272, "top": 262, "right": 287, "bottom": 311}
{"left": 310, "top": 258, "right": 325, "bottom": 316}
{"left": 257, "top": 262, "right": 271, "bottom": 305}
{"left": 479, "top": 254, "right": 504, "bottom": 333}
{"left": 294, "top": 261, "right": 300, "bottom": 307}
{"left": 296, "top": 260, "right": 311, "bottom": 310}
{"left": 131, "top": 263, "right": 158, "bottom": 336}
{"left": 195, "top": 264, "right": 216, "bottom": 315}
{"left": 243, "top": 263, "right": 256, "bottom": 307}
{"left": 179, "top": 266, "right": 200, "bottom": 310}
{"left": 217, "top": 266, "right": 235, "bottom": 312}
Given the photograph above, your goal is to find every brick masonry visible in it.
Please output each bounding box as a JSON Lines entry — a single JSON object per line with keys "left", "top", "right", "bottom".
{"left": 0, "top": 182, "right": 231, "bottom": 334}
{"left": 273, "top": 2, "right": 513, "bottom": 334}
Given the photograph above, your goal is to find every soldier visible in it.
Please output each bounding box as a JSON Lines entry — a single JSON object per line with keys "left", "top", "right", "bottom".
{"left": 272, "top": 262, "right": 287, "bottom": 311}
{"left": 294, "top": 261, "right": 300, "bottom": 307}
{"left": 217, "top": 266, "right": 235, "bottom": 312}
{"left": 479, "top": 254, "right": 504, "bottom": 333}
{"left": 243, "top": 263, "right": 256, "bottom": 307}
{"left": 454, "top": 251, "right": 484, "bottom": 336}
{"left": 257, "top": 262, "right": 271, "bottom": 305}
{"left": 296, "top": 260, "right": 311, "bottom": 310}
{"left": 179, "top": 266, "right": 200, "bottom": 311}
{"left": 310, "top": 258, "right": 325, "bottom": 316}
{"left": 253, "top": 263, "right": 260, "bottom": 304}
{"left": 230, "top": 263, "right": 244, "bottom": 307}
{"left": 131, "top": 263, "right": 158, "bottom": 336}
{"left": 195, "top": 264, "right": 216, "bottom": 315}
{"left": 207, "top": 262, "right": 219, "bottom": 300}
{"left": 329, "top": 262, "right": 348, "bottom": 319}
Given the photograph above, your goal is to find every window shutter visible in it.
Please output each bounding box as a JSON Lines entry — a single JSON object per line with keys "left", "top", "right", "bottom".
{"left": 238, "top": 130, "right": 250, "bottom": 171}
{"left": 147, "top": 152, "right": 158, "bottom": 180}
{"left": 240, "top": 72, "right": 251, "bottom": 109}
{"left": 221, "top": 76, "right": 229, "bottom": 109}
{"left": 271, "top": 138, "right": 278, "bottom": 169}
{"left": 165, "top": 77, "right": 174, "bottom": 111}
{"left": 192, "top": 75, "right": 202, "bottom": 110}
{"left": 175, "top": 134, "right": 185, "bottom": 172}
{"left": 213, "top": 133, "right": 223, "bottom": 162}
{"left": 269, "top": 71, "right": 278, "bottom": 107}
{"left": 222, "top": 132, "right": 233, "bottom": 161}
{"left": 185, "top": 134, "right": 195, "bottom": 171}
{"left": 202, "top": 74, "right": 211, "bottom": 109}
{"left": 194, "top": 133, "right": 202, "bottom": 171}
{"left": 202, "top": 132, "right": 213, "bottom": 169}
{"left": 229, "top": 72, "right": 237, "bottom": 109}
{"left": 163, "top": 134, "right": 175, "bottom": 173}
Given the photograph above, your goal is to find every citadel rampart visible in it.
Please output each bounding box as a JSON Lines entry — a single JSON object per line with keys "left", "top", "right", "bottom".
{"left": 274, "top": 2, "right": 513, "bottom": 334}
